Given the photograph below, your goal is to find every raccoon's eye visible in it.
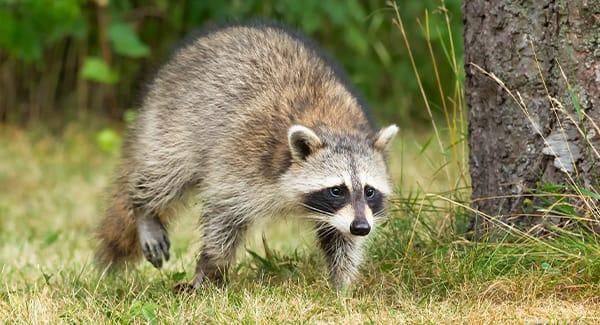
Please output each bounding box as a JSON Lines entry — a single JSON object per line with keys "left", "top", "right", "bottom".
{"left": 365, "top": 186, "right": 376, "bottom": 199}
{"left": 329, "top": 186, "right": 344, "bottom": 198}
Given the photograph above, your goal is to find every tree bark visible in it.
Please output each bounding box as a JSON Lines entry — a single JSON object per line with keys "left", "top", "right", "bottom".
{"left": 463, "top": 1, "right": 599, "bottom": 236}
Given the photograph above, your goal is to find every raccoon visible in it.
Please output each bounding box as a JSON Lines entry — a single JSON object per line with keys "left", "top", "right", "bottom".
{"left": 95, "top": 22, "right": 398, "bottom": 290}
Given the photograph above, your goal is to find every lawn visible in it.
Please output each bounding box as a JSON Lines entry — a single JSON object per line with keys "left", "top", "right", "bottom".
{"left": 1, "top": 122, "right": 599, "bottom": 323}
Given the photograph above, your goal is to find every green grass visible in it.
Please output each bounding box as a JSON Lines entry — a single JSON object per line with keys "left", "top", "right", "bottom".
{"left": 1, "top": 123, "right": 600, "bottom": 323}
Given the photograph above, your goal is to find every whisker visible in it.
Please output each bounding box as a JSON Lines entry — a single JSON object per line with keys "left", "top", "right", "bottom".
{"left": 313, "top": 224, "right": 338, "bottom": 237}
{"left": 300, "top": 213, "right": 332, "bottom": 223}
{"left": 304, "top": 215, "right": 329, "bottom": 222}
{"left": 300, "top": 203, "right": 335, "bottom": 217}
{"left": 373, "top": 208, "right": 388, "bottom": 219}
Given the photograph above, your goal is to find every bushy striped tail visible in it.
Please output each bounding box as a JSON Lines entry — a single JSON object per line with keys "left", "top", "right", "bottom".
{"left": 95, "top": 181, "right": 141, "bottom": 270}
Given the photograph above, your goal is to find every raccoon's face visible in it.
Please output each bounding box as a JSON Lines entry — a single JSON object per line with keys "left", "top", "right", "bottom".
{"left": 281, "top": 124, "right": 398, "bottom": 237}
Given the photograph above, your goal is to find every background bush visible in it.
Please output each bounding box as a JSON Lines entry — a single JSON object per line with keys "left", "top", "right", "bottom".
{"left": 0, "top": 0, "right": 462, "bottom": 126}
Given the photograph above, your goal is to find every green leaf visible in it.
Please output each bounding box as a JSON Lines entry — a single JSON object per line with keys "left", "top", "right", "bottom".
{"left": 578, "top": 187, "right": 600, "bottom": 201}
{"left": 80, "top": 57, "right": 119, "bottom": 84}
{"left": 553, "top": 203, "right": 577, "bottom": 217}
{"left": 170, "top": 271, "right": 186, "bottom": 282}
{"left": 0, "top": 9, "right": 15, "bottom": 53}
{"left": 537, "top": 183, "right": 566, "bottom": 194}
{"left": 343, "top": 26, "right": 368, "bottom": 55}
{"left": 301, "top": 13, "right": 321, "bottom": 33}
{"left": 141, "top": 303, "right": 157, "bottom": 324}
{"left": 41, "top": 270, "right": 53, "bottom": 285}
{"left": 12, "top": 19, "right": 44, "bottom": 60}
{"left": 373, "top": 41, "right": 392, "bottom": 68}
{"left": 418, "top": 136, "right": 433, "bottom": 155}
{"left": 541, "top": 262, "right": 551, "bottom": 271}
{"left": 108, "top": 22, "right": 150, "bottom": 58}
{"left": 95, "top": 128, "right": 122, "bottom": 154}
{"left": 567, "top": 87, "right": 583, "bottom": 122}
{"left": 346, "top": 0, "right": 366, "bottom": 22}
{"left": 247, "top": 249, "right": 273, "bottom": 270}
{"left": 322, "top": 2, "right": 348, "bottom": 24}
{"left": 43, "top": 231, "right": 60, "bottom": 246}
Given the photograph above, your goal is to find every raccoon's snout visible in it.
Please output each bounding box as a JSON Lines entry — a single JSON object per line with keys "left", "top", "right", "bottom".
{"left": 350, "top": 219, "right": 370, "bottom": 236}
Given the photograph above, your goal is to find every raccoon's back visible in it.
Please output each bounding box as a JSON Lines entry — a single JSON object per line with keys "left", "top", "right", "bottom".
{"left": 135, "top": 22, "right": 372, "bottom": 180}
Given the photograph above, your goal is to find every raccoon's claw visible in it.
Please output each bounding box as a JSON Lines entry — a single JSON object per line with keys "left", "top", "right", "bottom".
{"left": 141, "top": 232, "right": 170, "bottom": 268}
{"left": 172, "top": 271, "right": 217, "bottom": 294}
{"left": 138, "top": 217, "right": 170, "bottom": 269}
{"left": 142, "top": 241, "right": 168, "bottom": 268}
{"left": 173, "top": 282, "right": 197, "bottom": 294}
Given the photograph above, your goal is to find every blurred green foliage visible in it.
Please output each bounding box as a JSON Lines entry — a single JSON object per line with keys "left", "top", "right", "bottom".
{"left": 95, "top": 127, "right": 121, "bottom": 155}
{"left": 0, "top": 0, "right": 462, "bottom": 126}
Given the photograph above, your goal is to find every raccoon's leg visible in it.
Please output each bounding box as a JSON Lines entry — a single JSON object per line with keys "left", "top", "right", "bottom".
{"left": 196, "top": 211, "right": 250, "bottom": 286}
{"left": 131, "top": 167, "right": 195, "bottom": 269}
{"left": 96, "top": 166, "right": 187, "bottom": 270}
{"left": 176, "top": 208, "right": 250, "bottom": 291}
{"left": 137, "top": 212, "right": 170, "bottom": 268}
{"left": 316, "top": 225, "right": 364, "bottom": 290}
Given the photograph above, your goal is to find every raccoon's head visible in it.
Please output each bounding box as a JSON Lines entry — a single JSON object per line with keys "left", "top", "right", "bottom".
{"left": 281, "top": 124, "right": 398, "bottom": 237}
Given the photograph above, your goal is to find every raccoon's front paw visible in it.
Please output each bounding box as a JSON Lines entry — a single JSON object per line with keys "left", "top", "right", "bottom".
{"left": 137, "top": 217, "right": 170, "bottom": 268}
{"left": 172, "top": 271, "right": 222, "bottom": 294}
{"left": 173, "top": 273, "right": 205, "bottom": 294}
{"left": 172, "top": 282, "right": 197, "bottom": 294}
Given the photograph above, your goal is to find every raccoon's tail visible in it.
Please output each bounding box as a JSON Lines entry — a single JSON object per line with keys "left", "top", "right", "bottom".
{"left": 95, "top": 178, "right": 142, "bottom": 271}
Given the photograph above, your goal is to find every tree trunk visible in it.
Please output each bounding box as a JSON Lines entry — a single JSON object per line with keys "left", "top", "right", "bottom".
{"left": 463, "top": 1, "right": 599, "bottom": 236}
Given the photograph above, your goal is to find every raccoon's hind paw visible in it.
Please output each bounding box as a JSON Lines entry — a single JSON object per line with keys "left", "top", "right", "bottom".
{"left": 138, "top": 217, "right": 170, "bottom": 268}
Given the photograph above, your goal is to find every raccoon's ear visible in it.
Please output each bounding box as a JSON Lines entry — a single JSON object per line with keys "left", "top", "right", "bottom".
{"left": 373, "top": 124, "right": 399, "bottom": 151}
{"left": 288, "top": 125, "right": 323, "bottom": 160}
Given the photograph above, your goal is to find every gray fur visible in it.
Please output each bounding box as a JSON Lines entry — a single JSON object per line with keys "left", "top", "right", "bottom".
{"left": 96, "top": 22, "right": 397, "bottom": 290}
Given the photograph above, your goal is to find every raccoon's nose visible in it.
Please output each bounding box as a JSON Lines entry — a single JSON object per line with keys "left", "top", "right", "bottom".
{"left": 350, "top": 219, "right": 370, "bottom": 236}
